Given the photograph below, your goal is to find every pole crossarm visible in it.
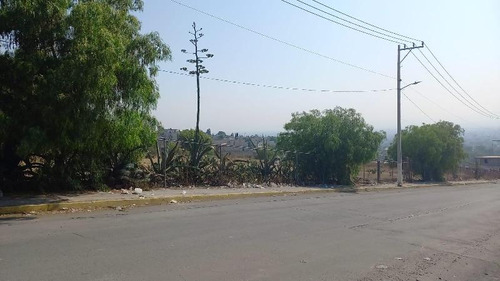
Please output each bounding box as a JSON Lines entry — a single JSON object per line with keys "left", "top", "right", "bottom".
{"left": 400, "top": 42, "right": 424, "bottom": 63}
{"left": 400, "top": 42, "right": 425, "bottom": 51}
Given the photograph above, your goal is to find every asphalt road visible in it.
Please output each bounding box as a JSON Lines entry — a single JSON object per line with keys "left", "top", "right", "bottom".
{"left": 1, "top": 184, "right": 499, "bottom": 281}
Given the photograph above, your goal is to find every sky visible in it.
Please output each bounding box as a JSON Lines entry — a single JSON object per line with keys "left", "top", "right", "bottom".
{"left": 135, "top": 0, "right": 500, "bottom": 135}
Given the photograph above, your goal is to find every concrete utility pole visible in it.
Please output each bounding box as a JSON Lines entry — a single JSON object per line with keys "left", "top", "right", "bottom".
{"left": 397, "top": 42, "right": 424, "bottom": 186}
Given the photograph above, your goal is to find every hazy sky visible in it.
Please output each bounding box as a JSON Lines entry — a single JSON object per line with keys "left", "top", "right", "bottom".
{"left": 136, "top": 0, "right": 500, "bottom": 135}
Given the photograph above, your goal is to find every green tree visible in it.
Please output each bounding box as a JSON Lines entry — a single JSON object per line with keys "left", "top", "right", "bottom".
{"left": 215, "top": 131, "right": 227, "bottom": 139}
{"left": 388, "top": 121, "right": 466, "bottom": 181}
{"left": 277, "top": 108, "right": 385, "bottom": 185}
{"left": 0, "top": 0, "right": 170, "bottom": 191}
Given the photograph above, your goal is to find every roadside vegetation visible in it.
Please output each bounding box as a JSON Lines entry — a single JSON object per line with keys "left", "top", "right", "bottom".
{"left": 0, "top": 0, "right": 170, "bottom": 192}
{"left": 387, "top": 121, "right": 466, "bottom": 181}
{"left": 0, "top": 1, "right": 476, "bottom": 194}
{"left": 277, "top": 108, "right": 385, "bottom": 185}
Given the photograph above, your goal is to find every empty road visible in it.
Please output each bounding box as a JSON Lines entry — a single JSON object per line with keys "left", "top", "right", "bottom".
{"left": 1, "top": 184, "right": 499, "bottom": 281}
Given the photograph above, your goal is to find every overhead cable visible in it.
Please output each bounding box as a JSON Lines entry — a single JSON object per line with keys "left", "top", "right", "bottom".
{"left": 425, "top": 44, "right": 500, "bottom": 118}
{"left": 281, "top": 0, "right": 405, "bottom": 45}
{"left": 407, "top": 87, "right": 466, "bottom": 122}
{"left": 168, "top": 0, "right": 394, "bottom": 79}
{"left": 311, "top": 0, "right": 421, "bottom": 43}
{"left": 417, "top": 48, "right": 495, "bottom": 118}
{"left": 402, "top": 92, "right": 435, "bottom": 123}
{"left": 415, "top": 49, "right": 498, "bottom": 119}
{"left": 411, "top": 52, "right": 498, "bottom": 119}
{"left": 295, "top": 0, "right": 414, "bottom": 44}
{"left": 160, "top": 69, "right": 395, "bottom": 93}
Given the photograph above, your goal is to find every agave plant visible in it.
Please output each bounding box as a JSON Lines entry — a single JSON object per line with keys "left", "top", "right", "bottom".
{"left": 147, "top": 140, "right": 180, "bottom": 186}
{"left": 177, "top": 129, "right": 214, "bottom": 184}
{"left": 248, "top": 137, "right": 279, "bottom": 183}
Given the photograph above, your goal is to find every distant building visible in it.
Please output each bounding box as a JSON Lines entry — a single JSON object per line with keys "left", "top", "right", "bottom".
{"left": 475, "top": 156, "right": 500, "bottom": 169}
{"left": 160, "top": 128, "right": 179, "bottom": 141}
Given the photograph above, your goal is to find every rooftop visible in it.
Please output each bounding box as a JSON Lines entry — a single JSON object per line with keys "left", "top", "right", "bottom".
{"left": 475, "top": 156, "right": 500, "bottom": 159}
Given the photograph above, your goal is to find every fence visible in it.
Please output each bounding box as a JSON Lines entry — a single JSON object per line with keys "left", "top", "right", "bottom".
{"left": 357, "top": 161, "right": 397, "bottom": 184}
{"left": 357, "top": 160, "right": 500, "bottom": 184}
{"left": 450, "top": 164, "right": 500, "bottom": 181}
{"left": 152, "top": 138, "right": 500, "bottom": 186}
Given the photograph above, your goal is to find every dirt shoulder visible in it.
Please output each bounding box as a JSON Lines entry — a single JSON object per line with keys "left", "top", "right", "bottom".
{"left": 0, "top": 180, "right": 496, "bottom": 215}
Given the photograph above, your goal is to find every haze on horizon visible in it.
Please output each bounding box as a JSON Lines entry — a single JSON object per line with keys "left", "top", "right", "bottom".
{"left": 136, "top": 0, "right": 500, "bottom": 135}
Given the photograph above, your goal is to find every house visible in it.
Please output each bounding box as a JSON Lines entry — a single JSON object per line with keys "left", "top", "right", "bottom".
{"left": 475, "top": 156, "right": 500, "bottom": 169}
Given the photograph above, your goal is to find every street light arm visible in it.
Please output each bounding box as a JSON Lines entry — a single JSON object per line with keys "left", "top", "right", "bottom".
{"left": 400, "top": 81, "right": 421, "bottom": 91}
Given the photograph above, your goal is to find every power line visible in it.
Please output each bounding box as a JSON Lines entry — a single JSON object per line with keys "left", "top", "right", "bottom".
{"left": 414, "top": 49, "right": 498, "bottom": 119}
{"left": 311, "top": 0, "right": 421, "bottom": 43}
{"left": 160, "top": 69, "right": 396, "bottom": 93}
{"left": 411, "top": 51, "right": 487, "bottom": 117}
{"left": 281, "top": 3, "right": 493, "bottom": 115}
{"left": 411, "top": 51, "right": 498, "bottom": 119}
{"left": 168, "top": 0, "right": 395, "bottom": 79}
{"left": 417, "top": 48, "right": 496, "bottom": 118}
{"left": 425, "top": 44, "right": 500, "bottom": 118}
{"left": 402, "top": 91, "right": 435, "bottom": 123}
{"left": 281, "top": 0, "right": 405, "bottom": 45}
{"left": 170, "top": 0, "right": 496, "bottom": 120}
{"left": 295, "top": 0, "right": 414, "bottom": 44}
{"left": 407, "top": 87, "right": 466, "bottom": 122}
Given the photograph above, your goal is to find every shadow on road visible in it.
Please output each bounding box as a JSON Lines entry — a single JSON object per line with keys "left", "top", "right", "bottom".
{"left": 0, "top": 216, "right": 37, "bottom": 225}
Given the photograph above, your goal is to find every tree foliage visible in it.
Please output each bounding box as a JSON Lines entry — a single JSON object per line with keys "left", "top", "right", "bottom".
{"left": 0, "top": 0, "right": 170, "bottom": 191}
{"left": 178, "top": 129, "right": 213, "bottom": 157}
{"left": 277, "top": 108, "right": 385, "bottom": 185}
{"left": 388, "top": 121, "right": 466, "bottom": 181}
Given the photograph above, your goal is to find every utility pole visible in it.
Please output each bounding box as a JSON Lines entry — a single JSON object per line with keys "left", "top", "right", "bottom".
{"left": 376, "top": 160, "right": 381, "bottom": 184}
{"left": 218, "top": 143, "right": 226, "bottom": 174}
{"left": 163, "top": 138, "right": 167, "bottom": 188}
{"left": 295, "top": 151, "right": 299, "bottom": 185}
{"left": 397, "top": 42, "right": 424, "bottom": 186}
